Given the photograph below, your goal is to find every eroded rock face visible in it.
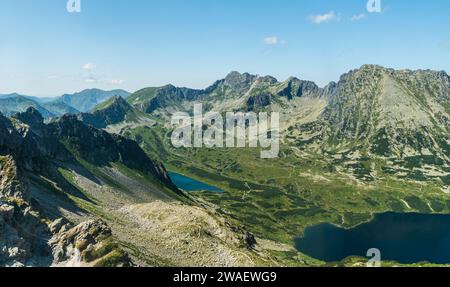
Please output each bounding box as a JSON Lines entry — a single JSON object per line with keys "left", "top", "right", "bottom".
{"left": 246, "top": 93, "right": 272, "bottom": 111}
{"left": 0, "top": 198, "right": 51, "bottom": 267}
{"left": 276, "top": 77, "right": 321, "bottom": 100}
{"left": 50, "top": 219, "right": 132, "bottom": 267}
{"left": 0, "top": 156, "right": 47, "bottom": 266}
{"left": 0, "top": 197, "right": 132, "bottom": 267}
{"left": 12, "top": 107, "right": 45, "bottom": 131}
{"left": 78, "top": 96, "right": 133, "bottom": 129}
{"left": 0, "top": 156, "right": 30, "bottom": 200}
{"left": 0, "top": 110, "right": 141, "bottom": 267}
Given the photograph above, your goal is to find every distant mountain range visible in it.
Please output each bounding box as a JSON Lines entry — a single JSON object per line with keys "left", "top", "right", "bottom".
{"left": 0, "top": 89, "right": 131, "bottom": 118}
{"left": 0, "top": 94, "right": 56, "bottom": 118}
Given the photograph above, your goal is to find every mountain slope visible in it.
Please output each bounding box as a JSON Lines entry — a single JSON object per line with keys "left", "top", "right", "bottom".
{"left": 110, "top": 66, "right": 450, "bottom": 266}
{"left": 1, "top": 107, "right": 275, "bottom": 267}
{"left": 295, "top": 65, "right": 450, "bottom": 183}
{"left": 78, "top": 96, "right": 141, "bottom": 129}
{"left": 0, "top": 107, "right": 176, "bottom": 266}
{"left": 127, "top": 85, "right": 203, "bottom": 115}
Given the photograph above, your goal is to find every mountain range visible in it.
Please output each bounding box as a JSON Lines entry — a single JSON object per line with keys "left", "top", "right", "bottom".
{"left": 0, "top": 89, "right": 131, "bottom": 119}
{"left": 1, "top": 64, "right": 449, "bottom": 267}
{"left": 123, "top": 65, "right": 449, "bottom": 186}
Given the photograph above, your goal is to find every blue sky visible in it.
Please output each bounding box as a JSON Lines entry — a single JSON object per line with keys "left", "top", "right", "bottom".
{"left": 0, "top": 0, "right": 449, "bottom": 96}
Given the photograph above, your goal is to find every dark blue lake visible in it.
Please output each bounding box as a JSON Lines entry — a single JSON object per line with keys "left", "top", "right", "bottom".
{"left": 169, "top": 172, "right": 224, "bottom": 193}
{"left": 295, "top": 212, "right": 450, "bottom": 264}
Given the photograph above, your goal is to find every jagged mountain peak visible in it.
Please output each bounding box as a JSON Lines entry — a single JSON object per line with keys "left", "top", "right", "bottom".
{"left": 225, "top": 71, "right": 257, "bottom": 80}
{"left": 343, "top": 64, "right": 449, "bottom": 82}
{"left": 159, "top": 84, "right": 177, "bottom": 91}
{"left": 222, "top": 71, "right": 259, "bottom": 92}
{"left": 91, "top": 95, "right": 131, "bottom": 112}
{"left": 257, "top": 75, "right": 278, "bottom": 85}
{"left": 12, "top": 107, "right": 45, "bottom": 129}
{"left": 79, "top": 96, "right": 137, "bottom": 129}
{"left": 276, "top": 76, "right": 321, "bottom": 100}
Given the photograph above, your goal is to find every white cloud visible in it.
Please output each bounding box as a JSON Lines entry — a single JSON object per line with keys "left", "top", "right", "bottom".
{"left": 110, "top": 79, "right": 124, "bottom": 85}
{"left": 351, "top": 14, "right": 366, "bottom": 21}
{"left": 47, "top": 75, "right": 58, "bottom": 80}
{"left": 309, "top": 11, "right": 337, "bottom": 24}
{"left": 264, "top": 36, "right": 279, "bottom": 45}
{"left": 82, "top": 63, "right": 96, "bottom": 71}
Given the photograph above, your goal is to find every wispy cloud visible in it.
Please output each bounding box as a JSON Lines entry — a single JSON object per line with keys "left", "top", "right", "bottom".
{"left": 110, "top": 79, "right": 124, "bottom": 85}
{"left": 351, "top": 14, "right": 366, "bottom": 21}
{"left": 263, "top": 36, "right": 287, "bottom": 46}
{"left": 82, "top": 63, "right": 96, "bottom": 71}
{"left": 309, "top": 11, "right": 338, "bottom": 24}
{"left": 264, "top": 36, "right": 279, "bottom": 45}
{"left": 47, "top": 75, "right": 58, "bottom": 80}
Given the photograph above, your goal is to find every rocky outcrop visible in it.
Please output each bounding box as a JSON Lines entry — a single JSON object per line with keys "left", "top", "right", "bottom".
{"left": 0, "top": 159, "right": 132, "bottom": 267}
{"left": 246, "top": 93, "right": 272, "bottom": 111}
{"left": 50, "top": 219, "right": 132, "bottom": 267}
{"left": 0, "top": 198, "right": 50, "bottom": 267}
{"left": 222, "top": 71, "right": 259, "bottom": 94}
{"left": 12, "top": 107, "right": 45, "bottom": 131}
{"left": 0, "top": 156, "right": 30, "bottom": 200}
{"left": 277, "top": 77, "right": 321, "bottom": 100}
{"left": 145, "top": 85, "right": 204, "bottom": 113}
{"left": 78, "top": 96, "right": 134, "bottom": 129}
{"left": 0, "top": 199, "right": 132, "bottom": 267}
{"left": 0, "top": 158, "right": 53, "bottom": 267}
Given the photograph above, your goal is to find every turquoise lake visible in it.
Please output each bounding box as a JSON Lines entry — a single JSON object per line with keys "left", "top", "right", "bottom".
{"left": 168, "top": 172, "right": 224, "bottom": 193}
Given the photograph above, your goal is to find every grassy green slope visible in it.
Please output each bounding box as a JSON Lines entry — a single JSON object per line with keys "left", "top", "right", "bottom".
{"left": 126, "top": 87, "right": 159, "bottom": 106}
{"left": 122, "top": 124, "right": 450, "bottom": 264}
